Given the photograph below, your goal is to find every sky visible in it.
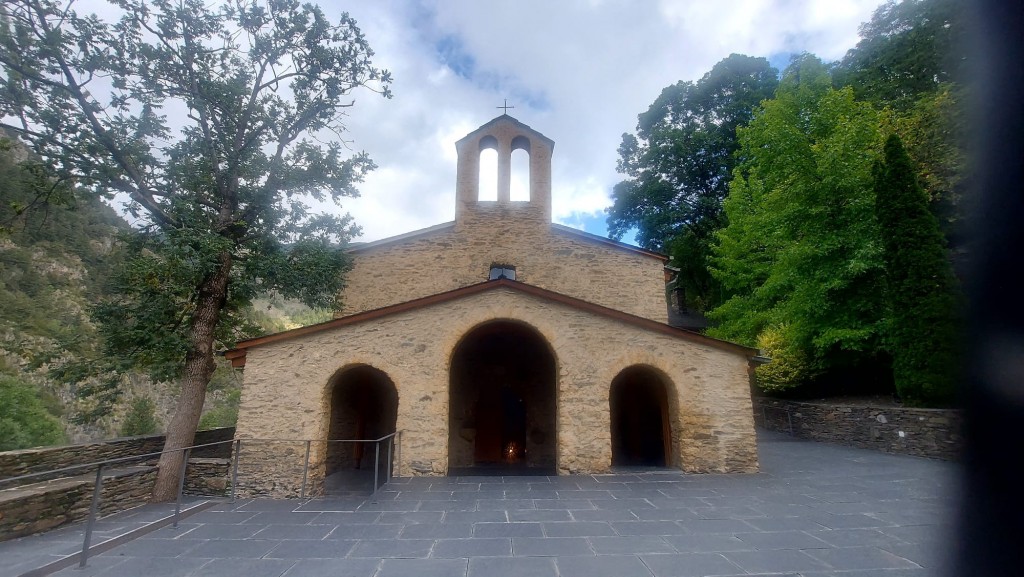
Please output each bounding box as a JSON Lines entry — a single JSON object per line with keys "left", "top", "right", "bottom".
{"left": 316, "top": 0, "right": 888, "bottom": 244}
{"left": 55, "top": 0, "right": 887, "bottom": 244}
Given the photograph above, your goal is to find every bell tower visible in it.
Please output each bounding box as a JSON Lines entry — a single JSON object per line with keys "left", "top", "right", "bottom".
{"left": 454, "top": 115, "right": 554, "bottom": 229}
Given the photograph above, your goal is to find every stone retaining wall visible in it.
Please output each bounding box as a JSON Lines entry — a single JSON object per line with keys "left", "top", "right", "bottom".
{"left": 0, "top": 467, "right": 157, "bottom": 540}
{"left": 183, "top": 458, "right": 232, "bottom": 497}
{"left": 753, "top": 397, "right": 963, "bottom": 460}
{"left": 0, "top": 429, "right": 236, "bottom": 541}
{"left": 0, "top": 427, "right": 235, "bottom": 486}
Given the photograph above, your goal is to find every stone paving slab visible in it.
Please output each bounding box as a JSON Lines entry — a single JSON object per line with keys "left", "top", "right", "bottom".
{"left": 0, "top": 431, "right": 957, "bottom": 576}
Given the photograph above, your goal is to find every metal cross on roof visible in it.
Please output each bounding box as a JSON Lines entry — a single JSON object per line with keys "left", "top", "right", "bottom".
{"left": 497, "top": 99, "right": 515, "bottom": 114}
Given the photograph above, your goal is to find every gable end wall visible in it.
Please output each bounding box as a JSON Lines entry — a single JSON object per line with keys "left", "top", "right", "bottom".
{"left": 341, "top": 222, "right": 667, "bottom": 322}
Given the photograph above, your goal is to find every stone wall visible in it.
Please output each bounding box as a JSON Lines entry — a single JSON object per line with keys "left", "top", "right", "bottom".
{"left": 0, "top": 427, "right": 235, "bottom": 485}
{"left": 753, "top": 398, "right": 963, "bottom": 460}
{"left": 236, "top": 286, "right": 758, "bottom": 497}
{"left": 340, "top": 223, "right": 668, "bottom": 324}
{"left": 232, "top": 442, "right": 310, "bottom": 499}
{"left": 183, "top": 458, "right": 232, "bottom": 497}
{"left": 339, "top": 115, "right": 668, "bottom": 325}
{"left": 0, "top": 428, "right": 236, "bottom": 541}
{"left": 0, "top": 467, "right": 157, "bottom": 541}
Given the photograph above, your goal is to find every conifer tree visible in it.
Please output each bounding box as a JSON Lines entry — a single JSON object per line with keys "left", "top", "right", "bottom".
{"left": 873, "top": 134, "right": 960, "bottom": 405}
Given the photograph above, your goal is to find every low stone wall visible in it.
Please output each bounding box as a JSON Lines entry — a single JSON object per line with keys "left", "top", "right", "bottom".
{"left": 0, "top": 458, "right": 233, "bottom": 542}
{"left": 183, "top": 458, "right": 232, "bottom": 497}
{"left": 233, "top": 442, "right": 310, "bottom": 499}
{"left": 753, "top": 397, "right": 963, "bottom": 460}
{"left": 0, "top": 428, "right": 236, "bottom": 541}
{"left": 0, "top": 467, "right": 157, "bottom": 540}
{"left": 0, "top": 427, "right": 235, "bottom": 486}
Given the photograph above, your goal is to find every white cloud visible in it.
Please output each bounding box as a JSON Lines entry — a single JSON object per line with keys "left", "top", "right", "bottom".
{"left": 323, "top": 0, "right": 885, "bottom": 242}
{"left": 16, "top": 0, "right": 886, "bottom": 244}
{"left": 75, "top": 0, "right": 884, "bottom": 244}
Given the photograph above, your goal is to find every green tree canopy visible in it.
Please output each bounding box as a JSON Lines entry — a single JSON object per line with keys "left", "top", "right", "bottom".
{"left": 873, "top": 134, "right": 959, "bottom": 405}
{"left": 0, "top": 0, "right": 390, "bottom": 498}
{"left": 120, "top": 396, "right": 159, "bottom": 437}
{"left": 0, "top": 373, "right": 65, "bottom": 451}
{"left": 709, "top": 56, "right": 887, "bottom": 389}
{"left": 833, "top": 0, "right": 969, "bottom": 233}
{"left": 608, "top": 54, "right": 778, "bottom": 310}
{"left": 832, "top": 0, "right": 966, "bottom": 111}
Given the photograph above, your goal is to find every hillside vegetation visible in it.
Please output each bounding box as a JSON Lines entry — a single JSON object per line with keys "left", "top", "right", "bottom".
{"left": 0, "top": 138, "right": 325, "bottom": 449}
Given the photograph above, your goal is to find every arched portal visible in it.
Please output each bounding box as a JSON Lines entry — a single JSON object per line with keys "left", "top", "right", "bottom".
{"left": 449, "top": 320, "right": 556, "bottom": 474}
{"left": 610, "top": 366, "right": 673, "bottom": 467}
{"left": 325, "top": 365, "right": 398, "bottom": 477}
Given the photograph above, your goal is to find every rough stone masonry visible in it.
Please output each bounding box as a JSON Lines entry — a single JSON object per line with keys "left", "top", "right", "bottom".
{"left": 228, "top": 115, "right": 764, "bottom": 497}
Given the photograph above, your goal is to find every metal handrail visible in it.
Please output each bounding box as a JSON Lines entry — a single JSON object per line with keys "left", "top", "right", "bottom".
{"left": 0, "top": 438, "right": 235, "bottom": 486}
{"left": 236, "top": 432, "right": 400, "bottom": 443}
{"left": 1, "top": 431, "right": 404, "bottom": 570}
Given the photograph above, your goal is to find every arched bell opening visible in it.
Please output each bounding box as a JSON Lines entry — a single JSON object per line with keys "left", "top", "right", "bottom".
{"left": 609, "top": 365, "right": 674, "bottom": 468}
{"left": 510, "top": 136, "right": 531, "bottom": 201}
{"left": 448, "top": 320, "right": 557, "bottom": 475}
{"left": 324, "top": 365, "right": 398, "bottom": 492}
{"left": 478, "top": 135, "right": 499, "bottom": 201}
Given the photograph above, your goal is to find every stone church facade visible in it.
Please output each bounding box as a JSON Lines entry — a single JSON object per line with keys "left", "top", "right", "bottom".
{"left": 228, "top": 115, "right": 761, "bottom": 496}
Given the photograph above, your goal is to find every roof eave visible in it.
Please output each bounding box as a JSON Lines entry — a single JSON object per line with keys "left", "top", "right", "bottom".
{"left": 550, "top": 224, "right": 667, "bottom": 261}
{"left": 227, "top": 279, "right": 757, "bottom": 367}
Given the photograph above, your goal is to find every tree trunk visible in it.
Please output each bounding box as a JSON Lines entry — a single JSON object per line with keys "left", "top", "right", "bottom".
{"left": 151, "top": 252, "right": 232, "bottom": 502}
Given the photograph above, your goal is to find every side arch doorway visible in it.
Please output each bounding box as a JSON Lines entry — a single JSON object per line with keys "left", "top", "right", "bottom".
{"left": 610, "top": 366, "right": 674, "bottom": 468}
{"left": 325, "top": 365, "right": 398, "bottom": 491}
{"left": 448, "top": 320, "right": 557, "bottom": 475}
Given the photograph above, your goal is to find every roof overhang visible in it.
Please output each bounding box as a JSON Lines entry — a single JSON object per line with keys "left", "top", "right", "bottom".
{"left": 550, "top": 224, "right": 667, "bottom": 261}
{"left": 347, "top": 221, "right": 455, "bottom": 253}
{"left": 225, "top": 279, "right": 758, "bottom": 368}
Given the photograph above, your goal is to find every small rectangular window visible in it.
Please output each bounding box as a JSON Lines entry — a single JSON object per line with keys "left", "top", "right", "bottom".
{"left": 488, "top": 266, "right": 516, "bottom": 281}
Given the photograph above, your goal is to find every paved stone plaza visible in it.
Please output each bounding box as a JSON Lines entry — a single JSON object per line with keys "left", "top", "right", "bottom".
{"left": 1, "top": 431, "right": 958, "bottom": 577}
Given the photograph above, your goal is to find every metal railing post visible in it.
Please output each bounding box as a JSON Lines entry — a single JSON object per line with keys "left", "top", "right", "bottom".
{"left": 386, "top": 435, "right": 393, "bottom": 481}
{"left": 173, "top": 447, "right": 191, "bottom": 528}
{"left": 230, "top": 439, "right": 241, "bottom": 503}
{"left": 78, "top": 464, "right": 104, "bottom": 569}
{"left": 786, "top": 409, "right": 793, "bottom": 435}
{"left": 300, "top": 440, "right": 311, "bottom": 499}
{"left": 372, "top": 440, "right": 380, "bottom": 497}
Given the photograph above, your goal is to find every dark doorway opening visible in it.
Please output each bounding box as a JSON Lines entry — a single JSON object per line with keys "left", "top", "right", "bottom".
{"left": 449, "top": 321, "right": 556, "bottom": 475}
{"left": 610, "top": 366, "right": 672, "bottom": 467}
{"left": 325, "top": 365, "right": 398, "bottom": 493}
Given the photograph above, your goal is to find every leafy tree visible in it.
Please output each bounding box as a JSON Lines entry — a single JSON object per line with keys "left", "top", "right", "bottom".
{"left": 834, "top": 0, "right": 968, "bottom": 232}
{"left": 873, "top": 134, "right": 959, "bottom": 405}
{"left": 0, "top": 0, "right": 391, "bottom": 499}
{"left": 608, "top": 54, "right": 778, "bottom": 310}
{"left": 120, "top": 395, "right": 159, "bottom": 436}
{"left": 198, "top": 388, "right": 241, "bottom": 430}
{"left": 0, "top": 373, "right": 65, "bottom": 450}
{"left": 754, "top": 325, "right": 815, "bottom": 392}
{"left": 710, "top": 56, "right": 887, "bottom": 390}
{"left": 832, "top": 0, "right": 966, "bottom": 111}
{"left": 880, "top": 84, "right": 966, "bottom": 231}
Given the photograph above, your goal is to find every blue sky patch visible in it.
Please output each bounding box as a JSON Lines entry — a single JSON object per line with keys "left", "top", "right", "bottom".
{"left": 435, "top": 35, "right": 476, "bottom": 80}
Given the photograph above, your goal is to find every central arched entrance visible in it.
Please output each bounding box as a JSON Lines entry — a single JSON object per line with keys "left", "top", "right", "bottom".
{"left": 448, "top": 320, "right": 556, "bottom": 475}
{"left": 610, "top": 366, "right": 673, "bottom": 468}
